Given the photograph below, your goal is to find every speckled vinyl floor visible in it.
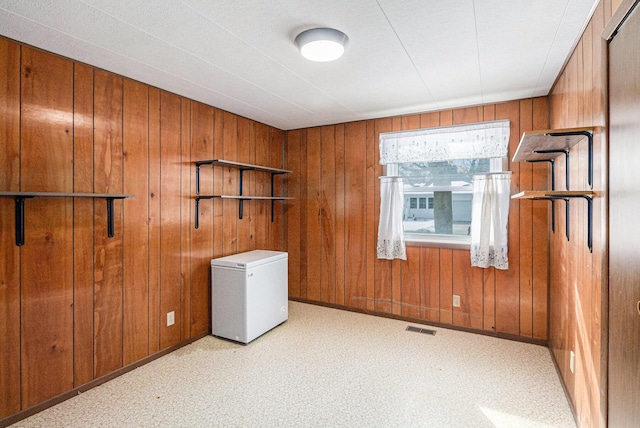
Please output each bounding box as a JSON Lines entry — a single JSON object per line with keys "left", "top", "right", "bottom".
{"left": 12, "top": 301, "right": 576, "bottom": 428}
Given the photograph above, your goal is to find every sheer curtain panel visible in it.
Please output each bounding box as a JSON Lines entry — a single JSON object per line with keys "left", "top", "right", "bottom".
{"left": 377, "top": 177, "right": 406, "bottom": 260}
{"left": 470, "top": 172, "right": 511, "bottom": 270}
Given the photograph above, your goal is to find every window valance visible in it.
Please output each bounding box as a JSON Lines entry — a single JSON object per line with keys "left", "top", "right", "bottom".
{"left": 379, "top": 120, "right": 510, "bottom": 165}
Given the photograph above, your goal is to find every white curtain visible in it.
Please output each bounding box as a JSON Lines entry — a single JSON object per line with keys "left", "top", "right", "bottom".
{"left": 377, "top": 177, "right": 406, "bottom": 260}
{"left": 379, "top": 120, "right": 510, "bottom": 164}
{"left": 470, "top": 172, "right": 511, "bottom": 270}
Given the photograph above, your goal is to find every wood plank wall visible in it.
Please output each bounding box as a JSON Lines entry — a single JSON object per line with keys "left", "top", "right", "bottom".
{"left": 548, "top": 1, "right": 616, "bottom": 427}
{"left": 285, "top": 99, "right": 550, "bottom": 341}
{"left": 0, "top": 39, "right": 285, "bottom": 421}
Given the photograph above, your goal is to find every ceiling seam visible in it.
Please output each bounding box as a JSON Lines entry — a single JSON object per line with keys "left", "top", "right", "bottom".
{"left": 472, "top": 0, "right": 484, "bottom": 105}
{"left": 373, "top": 0, "right": 437, "bottom": 108}
{"left": 73, "top": 0, "right": 334, "bottom": 122}
{"left": 0, "top": 6, "right": 293, "bottom": 127}
{"left": 176, "top": 0, "right": 360, "bottom": 119}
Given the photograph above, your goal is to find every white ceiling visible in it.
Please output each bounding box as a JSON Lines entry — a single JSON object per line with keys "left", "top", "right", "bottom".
{"left": 0, "top": 0, "right": 598, "bottom": 130}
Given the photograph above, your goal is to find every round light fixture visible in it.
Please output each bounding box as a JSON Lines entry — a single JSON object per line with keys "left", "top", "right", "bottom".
{"left": 295, "top": 27, "right": 349, "bottom": 62}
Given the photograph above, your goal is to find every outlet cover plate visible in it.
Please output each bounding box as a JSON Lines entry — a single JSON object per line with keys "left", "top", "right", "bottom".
{"left": 453, "top": 295, "right": 461, "bottom": 307}
{"left": 167, "top": 311, "right": 175, "bottom": 327}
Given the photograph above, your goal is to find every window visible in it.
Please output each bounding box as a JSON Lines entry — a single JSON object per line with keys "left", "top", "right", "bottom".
{"left": 379, "top": 120, "right": 510, "bottom": 248}
{"left": 387, "top": 158, "right": 503, "bottom": 246}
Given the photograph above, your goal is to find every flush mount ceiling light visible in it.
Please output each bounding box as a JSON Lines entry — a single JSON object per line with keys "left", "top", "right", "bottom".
{"left": 295, "top": 27, "right": 349, "bottom": 62}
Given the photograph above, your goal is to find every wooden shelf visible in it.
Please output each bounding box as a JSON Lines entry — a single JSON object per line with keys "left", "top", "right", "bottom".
{"left": 0, "top": 191, "right": 134, "bottom": 246}
{"left": 195, "top": 159, "right": 292, "bottom": 175}
{"left": 511, "top": 190, "right": 594, "bottom": 252}
{"left": 193, "top": 159, "right": 293, "bottom": 227}
{"left": 511, "top": 190, "right": 593, "bottom": 200}
{"left": 512, "top": 127, "right": 594, "bottom": 162}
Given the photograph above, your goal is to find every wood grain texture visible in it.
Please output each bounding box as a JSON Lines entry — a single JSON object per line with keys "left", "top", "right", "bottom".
{"left": 373, "top": 118, "right": 392, "bottom": 314}
{"left": 159, "top": 91, "right": 182, "bottom": 350}
{"left": 285, "top": 130, "right": 302, "bottom": 297}
{"left": 123, "top": 78, "right": 150, "bottom": 365}
{"left": 147, "top": 88, "right": 161, "bottom": 355}
{"left": 365, "top": 120, "right": 376, "bottom": 311}
{"left": 305, "top": 127, "right": 322, "bottom": 301}
{"left": 93, "top": 69, "right": 124, "bottom": 378}
{"left": 190, "top": 102, "right": 214, "bottom": 336}
{"left": 72, "top": 63, "right": 95, "bottom": 386}
{"left": 20, "top": 46, "right": 74, "bottom": 407}
{"left": 334, "top": 125, "right": 346, "bottom": 306}
{"left": 0, "top": 37, "right": 21, "bottom": 418}
{"left": 0, "top": 37, "right": 289, "bottom": 421}
{"left": 222, "top": 111, "right": 238, "bottom": 256}
{"left": 180, "top": 98, "right": 192, "bottom": 340}
{"left": 494, "top": 101, "right": 521, "bottom": 335}
{"left": 344, "top": 121, "right": 367, "bottom": 309}
{"left": 320, "top": 125, "right": 336, "bottom": 303}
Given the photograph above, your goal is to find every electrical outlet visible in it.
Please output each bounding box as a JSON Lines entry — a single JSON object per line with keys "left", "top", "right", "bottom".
{"left": 570, "top": 351, "right": 575, "bottom": 373}
{"left": 453, "top": 295, "right": 461, "bottom": 307}
{"left": 167, "top": 311, "right": 175, "bottom": 327}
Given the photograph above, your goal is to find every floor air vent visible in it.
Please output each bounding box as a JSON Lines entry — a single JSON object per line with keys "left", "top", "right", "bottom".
{"left": 406, "top": 326, "right": 437, "bottom": 336}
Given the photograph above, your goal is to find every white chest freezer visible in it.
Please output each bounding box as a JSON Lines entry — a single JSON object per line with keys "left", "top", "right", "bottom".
{"left": 211, "top": 250, "right": 288, "bottom": 344}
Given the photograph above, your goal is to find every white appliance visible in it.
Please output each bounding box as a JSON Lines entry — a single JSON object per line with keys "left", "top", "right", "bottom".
{"left": 211, "top": 250, "right": 288, "bottom": 344}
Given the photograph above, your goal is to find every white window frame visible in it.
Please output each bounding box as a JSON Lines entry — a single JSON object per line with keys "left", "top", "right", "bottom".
{"left": 385, "top": 158, "right": 505, "bottom": 249}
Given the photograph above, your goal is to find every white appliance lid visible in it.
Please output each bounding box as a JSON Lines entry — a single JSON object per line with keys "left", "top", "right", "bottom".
{"left": 211, "top": 250, "right": 287, "bottom": 269}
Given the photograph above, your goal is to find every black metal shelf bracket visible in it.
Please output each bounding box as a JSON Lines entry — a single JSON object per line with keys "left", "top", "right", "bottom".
{"left": 527, "top": 158, "right": 556, "bottom": 232}
{"left": 535, "top": 194, "right": 593, "bottom": 253}
{"left": 194, "top": 161, "right": 289, "bottom": 223}
{"left": 534, "top": 149, "right": 570, "bottom": 190}
{"left": 547, "top": 130, "right": 593, "bottom": 189}
{"left": 14, "top": 196, "right": 35, "bottom": 246}
{"left": 8, "top": 194, "right": 129, "bottom": 246}
{"left": 194, "top": 196, "right": 213, "bottom": 230}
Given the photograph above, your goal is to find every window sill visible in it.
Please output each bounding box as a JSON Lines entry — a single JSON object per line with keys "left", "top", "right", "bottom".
{"left": 405, "top": 234, "right": 471, "bottom": 250}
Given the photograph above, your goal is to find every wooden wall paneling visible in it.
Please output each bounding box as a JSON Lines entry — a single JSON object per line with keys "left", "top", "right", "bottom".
{"left": 269, "top": 128, "right": 285, "bottom": 250}
{"left": 494, "top": 101, "right": 521, "bottom": 335}
{"left": 222, "top": 111, "right": 238, "bottom": 256}
{"left": 373, "top": 117, "right": 392, "bottom": 313}
{"left": 212, "top": 109, "right": 224, "bottom": 259}
{"left": 158, "top": 91, "right": 182, "bottom": 350}
{"left": 365, "top": 120, "right": 375, "bottom": 311}
{"left": 344, "top": 121, "right": 368, "bottom": 309}
{"left": 298, "top": 129, "right": 308, "bottom": 299}
{"left": 399, "top": 115, "right": 421, "bottom": 317}
{"left": 20, "top": 47, "right": 74, "bottom": 408}
{"left": 481, "top": 104, "right": 497, "bottom": 332}
{"left": 320, "top": 125, "right": 336, "bottom": 303}
{"left": 236, "top": 116, "right": 252, "bottom": 254}
{"left": 439, "top": 249, "right": 453, "bottom": 324}
{"left": 147, "top": 88, "right": 161, "bottom": 354}
{"left": 92, "top": 69, "right": 124, "bottom": 378}
{"left": 180, "top": 98, "right": 192, "bottom": 340}
{"left": 72, "top": 63, "right": 95, "bottom": 387}
{"left": 305, "top": 127, "right": 322, "bottom": 302}
{"left": 452, "top": 251, "right": 484, "bottom": 329}
{"left": 0, "top": 37, "right": 21, "bottom": 418}
{"left": 401, "top": 247, "right": 421, "bottom": 319}
{"left": 531, "top": 96, "right": 549, "bottom": 340}
{"left": 285, "top": 130, "right": 302, "bottom": 298}
{"left": 589, "top": 6, "right": 605, "bottom": 426}
{"left": 190, "top": 102, "right": 214, "bottom": 335}
{"left": 122, "top": 79, "right": 150, "bottom": 365}
{"left": 518, "top": 99, "right": 534, "bottom": 337}
{"left": 419, "top": 248, "right": 440, "bottom": 321}
{"left": 334, "top": 125, "right": 346, "bottom": 306}
{"left": 253, "top": 122, "right": 269, "bottom": 251}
